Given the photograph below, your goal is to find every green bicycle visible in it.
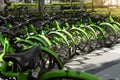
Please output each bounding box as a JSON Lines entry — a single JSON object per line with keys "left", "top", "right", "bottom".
{"left": 0, "top": 36, "right": 101, "bottom": 80}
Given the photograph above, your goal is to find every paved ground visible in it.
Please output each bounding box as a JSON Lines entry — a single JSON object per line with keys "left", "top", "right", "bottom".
{"left": 65, "top": 43, "right": 120, "bottom": 80}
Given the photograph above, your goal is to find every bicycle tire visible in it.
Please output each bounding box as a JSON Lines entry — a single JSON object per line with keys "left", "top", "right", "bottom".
{"left": 48, "top": 31, "right": 72, "bottom": 63}
{"left": 26, "top": 36, "right": 50, "bottom": 48}
{"left": 80, "top": 26, "right": 97, "bottom": 52}
{"left": 110, "top": 22, "right": 120, "bottom": 43}
{"left": 69, "top": 28, "right": 90, "bottom": 54}
{"left": 57, "top": 30, "right": 76, "bottom": 63}
{"left": 55, "top": 44, "right": 71, "bottom": 64}
{"left": 39, "top": 46, "right": 64, "bottom": 70}
{"left": 99, "top": 22, "right": 118, "bottom": 47}
{"left": 89, "top": 24, "right": 105, "bottom": 48}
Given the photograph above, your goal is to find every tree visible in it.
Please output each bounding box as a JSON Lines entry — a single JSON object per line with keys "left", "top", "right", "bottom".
{"left": 92, "top": 0, "right": 94, "bottom": 11}
{"left": 80, "top": 0, "right": 84, "bottom": 11}
{"left": 3, "top": 0, "right": 12, "bottom": 15}
{"left": 38, "top": 0, "right": 45, "bottom": 13}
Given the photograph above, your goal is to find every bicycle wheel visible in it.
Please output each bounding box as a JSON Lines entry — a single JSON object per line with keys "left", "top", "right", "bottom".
{"left": 39, "top": 70, "right": 101, "bottom": 80}
{"left": 110, "top": 22, "right": 120, "bottom": 43}
{"left": 39, "top": 47, "right": 64, "bottom": 71}
{"left": 80, "top": 26, "right": 97, "bottom": 52}
{"left": 89, "top": 25, "right": 105, "bottom": 48}
{"left": 99, "top": 23, "right": 118, "bottom": 47}
{"left": 48, "top": 31, "right": 71, "bottom": 63}
{"left": 55, "top": 44, "right": 71, "bottom": 64}
{"left": 57, "top": 30, "right": 76, "bottom": 63}
{"left": 69, "top": 28, "right": 90, "bottom": 54}
{"left": 69, "top": 45, "right": 76, "bottom": 58}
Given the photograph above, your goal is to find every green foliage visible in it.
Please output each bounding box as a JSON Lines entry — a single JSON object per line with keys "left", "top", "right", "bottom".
{"left": 8, "top": 3, "right": 38, "bottom": 9}
{"left": 48, "top": 2, "right": 80, "bottom": 5}
{"left": 89, "top": 8, "right": 120, "bottom": 22}
{"left": 7, "top": 2, "right": 120, "bottom": 23}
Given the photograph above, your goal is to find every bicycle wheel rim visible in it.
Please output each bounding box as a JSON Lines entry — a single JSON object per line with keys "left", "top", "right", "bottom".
{"left": 89, "top": 25, "right": 105, "bottom": 48}
{"left": 55, "top": 44, "right": 71, "bottom": 63}
{"left": 39, "top": 49, "right": 63, "bottom": 71}
{"left": 82, "top": 26, "right": 97, "bottom": 52}
{"left": 77, "top": 32, "right": 90, "bottom": 54}
{"left": 100, "top": 24, "right": 118, "bottom": 47}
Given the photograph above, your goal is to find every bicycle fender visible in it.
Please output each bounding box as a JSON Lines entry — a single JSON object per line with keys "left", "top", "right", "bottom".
{"left": 89, "top": 24, "right": 106, "bottom": 38}
{"left": 48, "top": 31, "right": 70, "bottom": 47}
{"left": 80, "top": 26, "right": 97, "bottom": 39}
{"left": 70, "top": 28, "right": 90, "bottom": 41}
{"left": 26, "top": 36, "right": 48, "bottom": 48}
{"left": 99, "top": 22, "right": 117, "bottom": 34}
{"left": 15, "top": 37, "right": 35, "bottom": 45}
{"left": 40, "top": 70, "right": 101, "bottom": 80}
{"left": 110, "top": 22, "right": 120, "bottom": 32}
{"left": 87, "top": 26, "right": 97, "bottom": 38}
{"left": 67, "top": 70, "right": 101, "bottom": 80}
{"left": 57, "top": 30, "right": 75, "bottom": 44}
{"left": 38, "top": 35, "right": 52, "bottom": 48}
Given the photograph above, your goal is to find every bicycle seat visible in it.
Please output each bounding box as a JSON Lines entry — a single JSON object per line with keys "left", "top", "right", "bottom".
{"left": 16, "top": 21, "right": 29, "bottom": 28}
{"left": 26, "top": 18, "right": 40, "bottom": 24}
{"left": 82, "top": 12, "right": 89, "bottom": 17}
{"left": 61, "top": 18, "right": 70, "bottom": 22}
{"left": 73, "top": 18, "right": 80, "bottom": 21}
{"left": 41, "top": 21, "right": 49, "bottom": 26}
{"left": 49, "top": 16, "right": 56, "bottom": 21}
{"left": 91, "top": 15, "right": 102, "bottom": 22}
{"left": 3, "top": 46, "right": 40, "bottom": 72}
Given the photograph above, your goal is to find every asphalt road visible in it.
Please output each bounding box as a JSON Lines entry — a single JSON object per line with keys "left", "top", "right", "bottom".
{"left": 65, "top": 43, "right": 120, "bottom": 80}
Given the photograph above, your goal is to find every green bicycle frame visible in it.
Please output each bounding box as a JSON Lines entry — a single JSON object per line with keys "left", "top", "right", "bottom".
{"left": 0, "top": 39, "right": 64, "bottom": 80}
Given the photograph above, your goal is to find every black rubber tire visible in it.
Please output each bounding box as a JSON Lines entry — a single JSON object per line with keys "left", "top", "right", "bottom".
{"left": 89, "top": 25, "right": 105, "bottom": 49}
{"left": 80, "top": 26, "right": 98, "bottom": 52}
{"left": 69, "top": 28, "right": 91, "bottom": 54}
{"left": 76, "top": 31, "right": 90, "bottom": 55}
{"left": 39, "top": 50, "right": 63, "bottom": 71}
{"left": 110, "top": 22, "right": 120, "bottom": 43}
{"left": 55, "top": 44, "right": 71, "bottom": 64}
{"left": 100, "top": 24, "right": 118, "bottom": 47}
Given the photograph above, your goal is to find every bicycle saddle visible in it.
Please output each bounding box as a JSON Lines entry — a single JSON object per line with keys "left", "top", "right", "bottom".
{"left": 3, "top": 46, "right": 41, "bottom": 72}
{"left": 83, "top": 12, "right": 89, "bottom": 17}
{"left": 49, "top": 16, "right": 56, "bottom": 21}
{"left": 15, "top": 21, "right": 29, "bottom": 29}
{"left": 41, "top": 21, "right": 50, "bottom": 26}
{"left": 74, "top": 18, "right": 80, "bottom": 21}
{"left": 60, "top": 18, "right": 70, "bottom": 23}
{"left": 91, "top": 15, "right": 102, "bottom": 23}
{"left": 26, "top": 18, "right": 40, "bottom": 24}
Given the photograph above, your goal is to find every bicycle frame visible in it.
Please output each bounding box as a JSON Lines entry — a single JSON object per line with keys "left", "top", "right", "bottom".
{"left": 0, "top": 35, "right": 28, "bottom": 80}
{"left": 0, "top": 15, "right": 102, "bottom": 80}
{"left": 0, "top": 37, "right": 64, "bottom": 80}
{"left": 0, "top": 36, "right": 100, "bottom": 80}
